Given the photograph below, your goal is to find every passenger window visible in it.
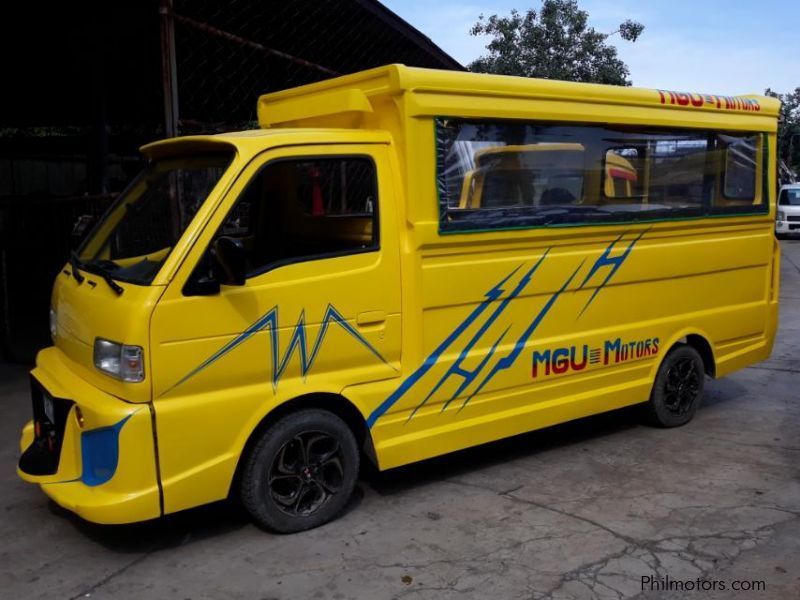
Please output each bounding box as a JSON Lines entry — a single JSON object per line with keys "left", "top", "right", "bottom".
{"left": 722, "top": 135, "right": 757, "bottom": 200}
{"left": 217, "top": 157, "right": 377, "bottom": 277}
{"left": 468, "top": 146, "right": 584, "bottom": 209}
{"left": 437, "top": 118, "right": 765, "bottom": 232}
{"left": 604, "top": 148, "right": 643, "bottom": 200}
{"left": 647, "top": 138, "right": 708, "bottom": 209}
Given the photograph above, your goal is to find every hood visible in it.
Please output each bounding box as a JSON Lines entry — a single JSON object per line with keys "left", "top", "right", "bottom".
{"left": 51, "top": 267, "right": 164, "bottom": 403}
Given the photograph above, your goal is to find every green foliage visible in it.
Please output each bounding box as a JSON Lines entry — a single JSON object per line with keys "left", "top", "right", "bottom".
{"left": 765, "top": 87, "right": 800, "bottom": 177}
{"left": 617, "top": 20, "right": 645, "bottom": 42}
{"left": 468, "top": 0, "right": 644, "bottom": 86}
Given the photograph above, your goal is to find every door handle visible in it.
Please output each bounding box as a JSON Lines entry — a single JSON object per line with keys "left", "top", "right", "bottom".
{"left": 356, "top": 310, "right": 386, "bottom": 326}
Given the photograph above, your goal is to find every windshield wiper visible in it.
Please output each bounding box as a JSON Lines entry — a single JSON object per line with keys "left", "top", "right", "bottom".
{"left": 82, "top": 260, "right": 125, "bottom": 296}
{"left": 93, "top": 268, "right": 124, "bottom": 296}
{"left": 72, "top": 254, "right": 125, "bottom": 296}
{"left": 69, "top": 251, "right": 85, "bottom": 284}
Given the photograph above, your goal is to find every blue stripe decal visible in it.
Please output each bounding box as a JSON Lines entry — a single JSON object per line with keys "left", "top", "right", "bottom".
{"left": 367, "top": 256, "right": 583, "bottom": 428}
{"left": 367, "top": 230, "right": 645, "bottom": 428}
{"left": 458, "top": 259, "right": 585, "bottom": 412}
{"left": 162, "top": 310, "right": 276, "bottom": 396}
{"left": 577, "top": 229, "right": 648, "bottom": 317}
{"left": 409, "top": 251, "right": 550, "bottom": 419}
{"left": 451, "top": 326, "right": 510, "bottom": 412}
{"left": 165, "top": 303, "right": 391, "bottom": 396}
{"left": 266, "top": 304, "right": 391, "bottom": 390}
{"left": 365, "top": 263, "right": 525, "bottom": 428}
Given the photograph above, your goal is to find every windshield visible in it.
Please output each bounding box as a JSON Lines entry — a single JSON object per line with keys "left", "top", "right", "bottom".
{"left": 780, "top": 189, "right": 800, "bottom": 206}
{"left": 78, "top": 153, "right": 232, "bottom": 285}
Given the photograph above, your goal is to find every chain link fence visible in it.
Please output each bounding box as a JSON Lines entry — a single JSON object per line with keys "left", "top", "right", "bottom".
{"left": 169, "top": 0, "right": 461, "bottom": 133}
{"left": 0, "top": 194, "right": 116, "bottom": 361}
{"left": 1, "top": 0, "right": 461, "bottom": 361}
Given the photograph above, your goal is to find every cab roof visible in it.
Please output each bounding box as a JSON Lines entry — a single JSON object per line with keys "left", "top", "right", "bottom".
{"left": 140, "top": 128, "right": 391, "bottom": 160}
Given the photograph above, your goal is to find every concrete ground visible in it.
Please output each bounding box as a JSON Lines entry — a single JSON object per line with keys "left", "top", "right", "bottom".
{"left": 1, "top": 242, "right": 799, "bottom": 600}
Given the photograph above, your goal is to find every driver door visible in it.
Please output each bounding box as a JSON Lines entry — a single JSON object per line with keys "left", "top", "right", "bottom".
{"left": 149, "top": 143, "right": 402, "bottom": 514}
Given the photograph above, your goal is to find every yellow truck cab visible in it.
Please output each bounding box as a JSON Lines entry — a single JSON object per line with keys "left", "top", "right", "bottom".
{"left": 18, "top": 65, "right": 781, "bottom": 533}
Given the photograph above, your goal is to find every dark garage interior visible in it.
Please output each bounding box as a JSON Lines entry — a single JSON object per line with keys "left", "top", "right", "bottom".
{"left": 0, "top": 0, "right": 462, "bottom": 362}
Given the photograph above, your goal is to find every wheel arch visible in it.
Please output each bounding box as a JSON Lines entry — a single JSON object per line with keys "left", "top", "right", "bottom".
{"left": 683, "top": 334, "right": 716, "bottom": 378}
{"left": 660, "top": 329, "right": 717, "bottom": 378}
{"left": 227, "top": 391, "right": 376, "bottom": 498}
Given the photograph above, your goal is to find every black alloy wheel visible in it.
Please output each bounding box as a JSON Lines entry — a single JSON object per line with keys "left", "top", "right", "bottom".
{"left": 268, "top": 431, "right": 345, "bottom": 517}
{"left": 240, "top": 409, "right": 359, "bottom": 533}
{"left": 662, "top": 356, "right": 702, "bottom": 417}
{"left": 643, "top": 344, "right": 705, "bottom": 427}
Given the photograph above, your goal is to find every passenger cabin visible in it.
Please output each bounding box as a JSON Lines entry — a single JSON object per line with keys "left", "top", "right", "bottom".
{"left": 257, "top": 64, "right": 778, "bottom": 235}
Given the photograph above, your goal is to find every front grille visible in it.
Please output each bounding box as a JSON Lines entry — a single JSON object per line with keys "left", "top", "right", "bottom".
{"left": 787, "top": 215, "right": 800, "bottom": 222}
{"left": 17, "top": 377, "right": 73, "bottom": 476}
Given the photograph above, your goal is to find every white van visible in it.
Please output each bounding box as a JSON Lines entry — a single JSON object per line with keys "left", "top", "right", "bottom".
{"left": 777, "top": 184, "right": 800, "bottom": 238}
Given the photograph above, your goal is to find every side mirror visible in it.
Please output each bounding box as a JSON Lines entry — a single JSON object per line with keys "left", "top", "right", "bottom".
{"left": 183, "top": 273, "right": 220, "bottom": 296}
{"left": 71, "top": 214, "right": 96, "bottom": 242}
{"left": 212, "top": 236, "right": 247, "bottom": 286}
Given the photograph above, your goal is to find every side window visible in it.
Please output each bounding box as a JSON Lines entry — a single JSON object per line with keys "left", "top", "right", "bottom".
{"left": 647, "top": 138, "right": 709, "bottom": 208}
{"left": 218, "top": 156, "right": 377, "bottom": 277}
{"left": 604, "top": 148, "right": 643, "bottom": 200}
{"left": 436, "top": 118, "right": 766, "bottom": 232}
{"left": 468, "top": 147, "right": 584, "bottom": 209}
{"left": 722, "top": 135, "right": 757, "bottom": 201}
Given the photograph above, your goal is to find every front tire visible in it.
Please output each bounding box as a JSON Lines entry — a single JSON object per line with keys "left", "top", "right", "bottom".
{"left": 239, "top": 409, "right": 359, "bottom": 533}
{"left": 643, "top": 344, "right": 705, "bottom": 427}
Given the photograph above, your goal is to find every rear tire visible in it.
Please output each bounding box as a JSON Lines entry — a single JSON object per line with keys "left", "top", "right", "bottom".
{"left": 239, "top": 409, "right": 359, "bottom": 533}
{"left": 643, "top": 344, "right": 705, "bottom": 427}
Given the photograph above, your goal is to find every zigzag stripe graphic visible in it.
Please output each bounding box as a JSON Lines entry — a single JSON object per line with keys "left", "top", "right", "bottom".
{"left": 163, "top": 303, "right": 390, "bottom": 396}
{"left": 368, "top": 231, "right": 645, "bottom": 428}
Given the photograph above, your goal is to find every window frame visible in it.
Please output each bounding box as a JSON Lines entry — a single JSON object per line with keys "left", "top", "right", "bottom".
{"left": 214, "top": 153, "right": 381, "bottom": 281}
{"left": 435, "top": 117, "right": 770, "bottom": 235}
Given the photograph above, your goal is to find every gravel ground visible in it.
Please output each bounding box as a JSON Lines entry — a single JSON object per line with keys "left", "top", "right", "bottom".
{"left": 1, "top": 240, "right": 798, "bottom": 600}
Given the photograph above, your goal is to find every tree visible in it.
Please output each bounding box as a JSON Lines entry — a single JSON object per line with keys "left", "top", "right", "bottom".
{"left": 765, "top": 87, "right": 800, "bottom": 179}
{"left": 468, "top": 0, "right": 644, "bottom": 86}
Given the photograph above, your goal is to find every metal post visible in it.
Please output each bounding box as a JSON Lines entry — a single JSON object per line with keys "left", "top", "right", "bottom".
{"left": 160, "top": 0, "right": 179, "bottom": 138}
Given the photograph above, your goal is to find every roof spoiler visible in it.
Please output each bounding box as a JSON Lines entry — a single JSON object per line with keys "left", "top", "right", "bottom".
{"left": 258, "top": 88, "right": 373, "bottom": 127}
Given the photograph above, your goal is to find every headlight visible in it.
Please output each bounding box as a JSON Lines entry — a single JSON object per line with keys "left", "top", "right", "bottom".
{"left": 49, "top": 309, "right": 57, "bottom": 340}
{"left": 777, "top": 211, "right": 786, "bottom": 222}
{"left": 93, "top": 338, "right": 144, "bottom": 382}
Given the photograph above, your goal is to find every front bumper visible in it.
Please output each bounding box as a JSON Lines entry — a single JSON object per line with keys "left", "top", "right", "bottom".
{"left": 17, "top": 347, "right": 161, "bottom": 524}
{"left": 776, "top": 220, "right": 800, "bottom": 235}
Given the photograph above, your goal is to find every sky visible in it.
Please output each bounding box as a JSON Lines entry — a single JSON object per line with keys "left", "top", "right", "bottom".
{"left": 381, "top": 0, "right": 799, "bottom": 96}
